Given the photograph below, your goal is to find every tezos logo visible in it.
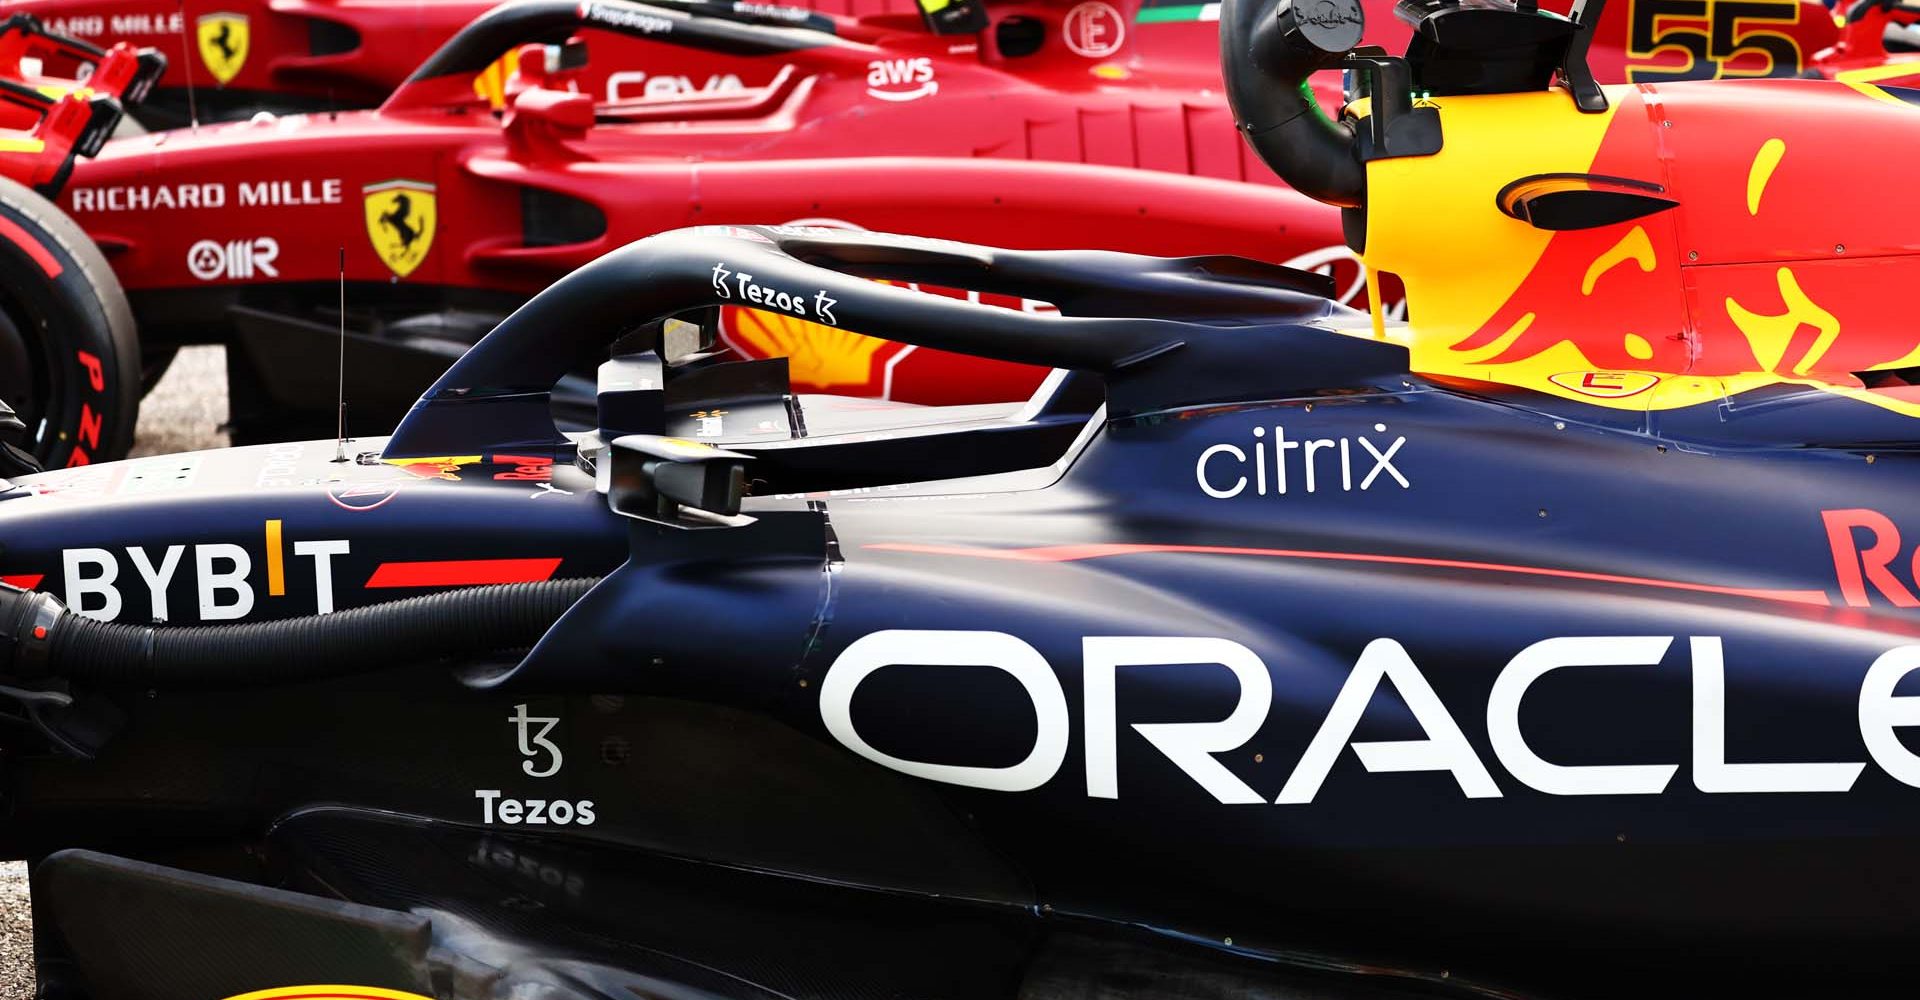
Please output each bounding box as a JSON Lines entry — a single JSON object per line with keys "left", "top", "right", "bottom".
{"left": 709, "top": 262, "right": 837, "bottom": 323}
{"left": 511, "top": 702, "right": 563, "bottom": 777}
{"left": 187, "top": 237, "right": 279, "bottom": 280}
{"left": 866, "top": 57, "right": 937, "bottom": 102}
{"left": 1196, "top": 422, "right": 1408, "bottom": 499}
{"left": 474, "top": 701, "right": 596, "bottom": 827}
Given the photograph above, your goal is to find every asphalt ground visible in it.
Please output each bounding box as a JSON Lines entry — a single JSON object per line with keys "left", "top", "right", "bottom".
{"left": 0, "top": 345, "right": 233, "bottom": 996}
{"left": 130, "top": 345, "right": 232, "bottom": 457}
{"left": 0, "top": 862, "right": 26, "bottom": 999}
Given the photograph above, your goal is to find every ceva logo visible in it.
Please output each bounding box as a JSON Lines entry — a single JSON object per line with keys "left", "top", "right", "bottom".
{"left": 866, "top": 58, "right": 937, "bottom": 102}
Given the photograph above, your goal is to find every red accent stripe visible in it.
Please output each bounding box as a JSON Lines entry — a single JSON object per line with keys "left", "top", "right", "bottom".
{"left": 364, "top": 557, "right": 561, "bottom": 588}
{"left": 864, "top": 542, "right": 1833, "bottom": 607}
{"left": 1, "top": 574, "right": 43, "bottom": 590}
{"left": 0, "top": 216, "right": 61, "bottom": 277}
{"left": 243, "top": 994, "right": 422, "bottom": 1000}
{"left": 241, "top": 995, "right": 415, "bottom": 1000}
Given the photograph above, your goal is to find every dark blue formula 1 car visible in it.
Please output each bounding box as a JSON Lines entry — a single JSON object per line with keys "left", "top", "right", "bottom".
{"left": 4, "top": 0, "right": 1920, "bottom": 995}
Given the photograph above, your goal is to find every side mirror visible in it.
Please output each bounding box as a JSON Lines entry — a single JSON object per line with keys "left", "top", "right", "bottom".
{"left": 503, "top": 84, "right": 594, "bottom": 159}
{"left": 602, "top": 434, "right": 752, "bottom": 529}
{"left": 507, "top": 86, "right": 594, "bottom": 132}
{"left": 915, "top": 0, "right": 988, "bottom": 35}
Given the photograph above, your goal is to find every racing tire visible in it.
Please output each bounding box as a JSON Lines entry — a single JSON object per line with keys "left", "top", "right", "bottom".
{"left": 0, "top": 173, "right": 139, "bottom": 468}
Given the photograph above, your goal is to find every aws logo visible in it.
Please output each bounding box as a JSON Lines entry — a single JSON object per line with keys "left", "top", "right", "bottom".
{"left": 195, "top": 12, "right": 248, "bottom": 85}
{"left": 362, "top": 179, "right": 436, "bottom": 279}
{"left": 866, "top": 58, "right": 937, "bottom": 102}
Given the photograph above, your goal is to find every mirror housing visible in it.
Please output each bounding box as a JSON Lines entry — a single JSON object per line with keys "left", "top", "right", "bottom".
{"left": 603, "top": 434, "right": 752, "bottom": 529}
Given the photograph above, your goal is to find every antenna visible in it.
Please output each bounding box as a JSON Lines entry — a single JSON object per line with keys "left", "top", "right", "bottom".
{"left": 174, "top": 0, "right": 198, "bottom": 131}
{"left": 332, "top": 246, "right": 349, "bottom": 462}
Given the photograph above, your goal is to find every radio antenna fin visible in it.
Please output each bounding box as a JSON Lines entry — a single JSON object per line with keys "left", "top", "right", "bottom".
{"left": 332, "top": 246, "right": 350, "bottom": 463}
{"left": 174, "top": 0, "right": 199, "bottom": 131}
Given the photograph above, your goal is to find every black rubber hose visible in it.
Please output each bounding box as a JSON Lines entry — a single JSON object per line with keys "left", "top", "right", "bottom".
{"left": 1220, "top": 0, "right": 1368, "bottom": 207}
{"left": 38, "top": 578, "right": 597, "bottom": 689}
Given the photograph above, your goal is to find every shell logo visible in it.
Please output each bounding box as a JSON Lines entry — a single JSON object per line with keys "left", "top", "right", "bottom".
{"left": 719, "top": 304, "right": 906, "bottom": 397}
{"left": 718, "top": 217, "right": 913, "bottom": 397}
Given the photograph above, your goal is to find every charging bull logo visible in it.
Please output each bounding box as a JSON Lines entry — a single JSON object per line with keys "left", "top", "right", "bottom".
{"left": 1375, "top": 81, "right": 1920, "bottom": 419}
{"left": 194, "top": 12, "right": 248, "bottom": 85}
{"left": 363, "top": 179, "right": 437, "bottom": 279}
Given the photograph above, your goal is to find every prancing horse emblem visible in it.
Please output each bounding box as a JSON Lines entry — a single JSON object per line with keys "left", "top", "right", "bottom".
{"left": 362, "top": 179, "right": 438, "bottom": 279}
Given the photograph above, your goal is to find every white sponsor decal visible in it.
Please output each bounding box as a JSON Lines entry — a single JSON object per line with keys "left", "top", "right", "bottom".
{"left": 255, "top": 441, "right": 305, "bottom": 488}
{"left": 239, "top": 179, "right": 342, "bottom": 206}
{"left": 116, "top": 10, "right": 183, "bottom": 33}
{"left": 732, "top": 1, "right": 813, "bottom": 20}
{"left": 605, "top": 69, "right": 746, "bottom": 100}
{"left": 581, "top": 2, "right": 675, "bottom": 33}
{"left": 72, "top": 184, "right": 226, "bottom": 213}
{"left": 43, "top": 16, "right": 105, "bottom": 36}
{"left": 474, "top": 790, "right": 597, "bottom": 825}
{"left": 822, "top": 631, "right": 1910, "bottom": 802}
{"left": 44, "top": 12, "right": 184, "bottom": 36}
{"left": 72, "top": 180, "right": 340, "bottom": 212}
{"left": 511, "top": 702, "right": 564, "bottom": 777}
{"left": 1062, "top": 1, "right": 1126, "bottom": 58}
{"left": 708, "top": 261, "right": 835, "bottom": 320}
{"left": 475, "top": 701, "right": 595, "bottom": 825}
{"left": 866, "top": 57, "right": 937, "bottom": 102}
{"left": 1196, "top": 422, "right": 1408, "bottom": 499}
{"left": 188, "top": 237, "right": 280, "bottom": 280}
{"left": 62, "top": 537, "right": 348, "bottom": 622}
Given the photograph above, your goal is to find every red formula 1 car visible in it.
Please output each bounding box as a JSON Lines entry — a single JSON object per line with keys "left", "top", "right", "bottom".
{"left": 43, "top": 0, "right": 1365, "bottom": 458}
{"left": 5, "top": 0, "right": 1198, "bottom": 126}
{"left": 0, "top": 14, "right": 164, "bottom": 193}
{"left": 0, "top": 0, "right": 1890, "bottom": 130}
{"left": 0, "top": 16, "right": 163, "bottom": 475}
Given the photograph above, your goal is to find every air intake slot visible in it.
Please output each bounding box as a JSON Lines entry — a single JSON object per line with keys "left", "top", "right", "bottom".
{"left": 307, "top": 18, "right": 360, "bottom": 56}
{"left": 521, "top": 187, "right": 607, "bottom": 247}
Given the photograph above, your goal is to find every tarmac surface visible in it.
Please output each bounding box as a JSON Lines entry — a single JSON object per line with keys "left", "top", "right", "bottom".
{"left": 0, "top": 862, "right": 26, "bottom": 999}
{"left": 1, "top": 346, "right": 232, "bottom": 996}
{"left": 130, "top": 345, "right": 232, "bottom": 457}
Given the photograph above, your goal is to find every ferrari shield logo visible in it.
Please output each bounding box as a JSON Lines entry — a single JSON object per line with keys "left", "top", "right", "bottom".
{"left": 195, "top": 13, "right": 248, "bottom": 85}
{"left": 362, "top": 179, "right": 437, "bottom": 279}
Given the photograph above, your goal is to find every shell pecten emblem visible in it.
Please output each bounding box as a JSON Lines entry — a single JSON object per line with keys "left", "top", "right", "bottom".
{"left": 195, "top": 12, "right": 249, "bottom": 86}
{"left": 220, "top": 988, "right": 432, "bottom": 1000}
{"left": 720, "top": 304, "right": 900, "bottom": 396}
